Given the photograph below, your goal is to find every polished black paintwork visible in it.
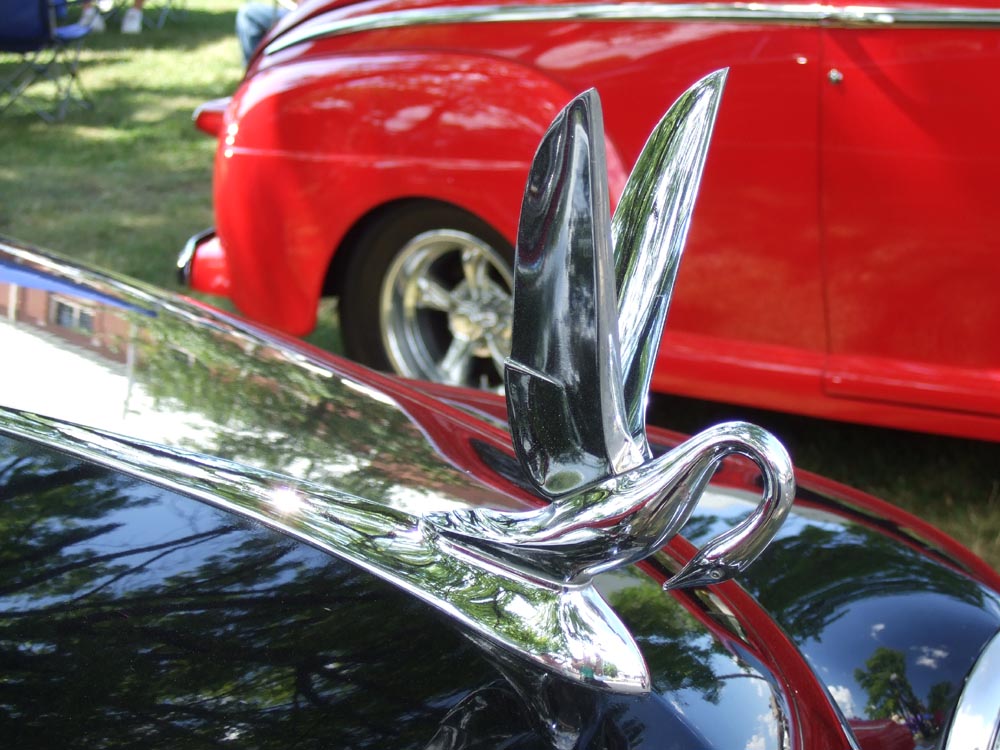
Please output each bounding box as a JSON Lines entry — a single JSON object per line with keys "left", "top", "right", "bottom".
{"left": 0, "top": 434, "right": 501, "bottom": 747}
{"left": 0, "top": 433, "right": 793, "bottom": 749}
{"left": 4, "top": 429, "right": 997, "bottom": 748}
{"left": 684, "top": 491, "right": 1000, "bottom": 747}
{"left": 3, "top": 240, "right": 999, "bottom": 748}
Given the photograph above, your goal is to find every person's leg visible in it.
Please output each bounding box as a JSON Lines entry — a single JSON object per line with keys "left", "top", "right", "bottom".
{"left": 236, "top": 3, "right": 286, "bottom": 64}
{"left": 121, "top": 0, "right": 145, "bottom": 34}
{"left": 79, "top": 1, "right": 106, "bottom": 32}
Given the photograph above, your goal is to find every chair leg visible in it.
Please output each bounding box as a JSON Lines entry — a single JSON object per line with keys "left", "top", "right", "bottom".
{"left": 144, "top": 0, "right": 187, "bottom": 29}
{"left": 0, "top": 58, "right": 39, "bottom": 116}
{"left": 0, "top": 49, "right": 56, "bottom": 122}
{"left": 0, "top": 40, "right": 92, "bottom": 122}
{"left": 53, "top": 38, "right": 93, "bottom": 118}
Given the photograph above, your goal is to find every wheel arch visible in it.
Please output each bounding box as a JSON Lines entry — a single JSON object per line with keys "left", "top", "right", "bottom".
{"left": 322, "top": 197, "right": 511, "bottom": 301}
{"left": 222, "top": 49, "right": 627, "bottom": 335}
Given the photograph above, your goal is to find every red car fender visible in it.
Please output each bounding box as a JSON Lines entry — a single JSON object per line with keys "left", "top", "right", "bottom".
{"left": 214, "top": 50, "right": 629, "bottom": 334}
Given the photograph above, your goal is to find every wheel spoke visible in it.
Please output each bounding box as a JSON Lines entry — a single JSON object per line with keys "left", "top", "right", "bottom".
{"left": 487, "top": 317, "right": 512, "bottom": 373}
{"left": 415, "top": 276, "right": 454, "bottom": 312}
{"left": 378, "top": 225, "right": 513, "bottom": 389}
{"left": 461, "top": 247, "right": 493, "bottom": 298}
{"left": 439, "top": 337, "right": 475, "bottom": 385}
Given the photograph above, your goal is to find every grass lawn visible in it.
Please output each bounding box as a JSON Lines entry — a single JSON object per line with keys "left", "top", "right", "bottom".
{"left": 2, "top": 0, "right": 998, "bottom": 570}
{"left": 650, "top": 395, "right": 1000, "bottom": 571}
{"left": 0, "top": 0, "right": 243, "bottom": 284}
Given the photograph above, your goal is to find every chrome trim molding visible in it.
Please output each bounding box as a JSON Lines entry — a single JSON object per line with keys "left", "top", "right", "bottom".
{"left": 944, "top": 627, "right": 1000, "bottom": 750}
{"left": 176, "top": 226, "right": 215, "bottom": 287}
{"left": 0, "top": 405, "right": 651, "bottom": 693}
{"left": 267, "top": 2, "right": 1000, "bottom": 53}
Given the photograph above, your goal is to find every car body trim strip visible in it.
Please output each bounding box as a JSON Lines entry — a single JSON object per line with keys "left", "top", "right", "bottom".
{"left": 0, "top": 405, "right": 651, "bottom": 694}
{"left": 177, "top": 226, "right": 215, "bottom": 286}
{"left": 943, "top": 626, "right": 1000, "bottom": 750}
{"left": 266, "top": 2, "right": 1000, "bottom": 53}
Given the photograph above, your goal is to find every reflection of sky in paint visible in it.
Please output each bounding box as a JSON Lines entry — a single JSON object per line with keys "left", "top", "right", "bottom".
{"left": 599, "top": 568, "right": 787, "bottom": 750}
{"left": 808, "top": 594, "right": 961, "bottom": 704}
{"left": 670, "top": 653, "right": 784, "bottom": 750}
{"left": 1, "top": 317, "right": 213, "bottom": 444}
{"left": 4, "top": 480, "right": 255, "bottom": 612}
{"left": 828, "top": 684, "right": 859, "bottom": 718}
{"left": 675, "top": 480, "right": 1000, "bottom": 733}
{"left": 2, "top": 465, "right": 324, "bottom": 615}
{"left": 679, "top": 485, "right": 844, "bottom": 544}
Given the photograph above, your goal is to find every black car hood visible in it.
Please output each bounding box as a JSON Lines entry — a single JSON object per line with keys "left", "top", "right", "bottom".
{"left": 1, "top": 238, "right": 997, "bottom": 749}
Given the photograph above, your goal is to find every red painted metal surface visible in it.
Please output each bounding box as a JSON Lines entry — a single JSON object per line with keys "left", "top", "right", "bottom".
{"left": 187, "top": 233, "right": 231, "bottom": 296}
{"left": 192, "top": 97, "right": 230, "bottom": 138}
{"left": 820, "top": 26, "right": 1000, "bottom": 419}
{"left": 192, "top": 0, "right": 1000, "bottom": 441}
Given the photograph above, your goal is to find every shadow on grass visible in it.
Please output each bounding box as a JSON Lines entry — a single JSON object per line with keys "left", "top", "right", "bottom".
{"left": 0, "top": 6, "right": 244, "bottom": 127}
{"left": 0, "top": 8, "right": 239, "bottom": 72}
{"left": 0, "top": 83, "right": 234, "bottom": 132}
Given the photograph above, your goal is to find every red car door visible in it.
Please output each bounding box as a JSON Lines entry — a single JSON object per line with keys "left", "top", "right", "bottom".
{"left": 625, "top": 26, "right": 828, "bottom": 411}
{"left": 820, "top": 11, "right": 1000, "bottom": 426}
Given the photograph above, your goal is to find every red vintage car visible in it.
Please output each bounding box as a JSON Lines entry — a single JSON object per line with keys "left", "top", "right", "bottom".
{"left": 180, "top": 0, "right": 1000, "bottom": 442}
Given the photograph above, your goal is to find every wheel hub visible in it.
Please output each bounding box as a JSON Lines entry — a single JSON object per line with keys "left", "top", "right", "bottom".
{"left": 448, "top": 286, "right": 511, "bottom": 357}
{"left": 379, "top": 228, "right": 515, "bottom": 388}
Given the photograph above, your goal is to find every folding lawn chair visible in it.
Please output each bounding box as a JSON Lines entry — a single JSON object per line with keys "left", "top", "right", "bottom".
{"left": 0, "top": 0, "right": 93, "bottom": 122}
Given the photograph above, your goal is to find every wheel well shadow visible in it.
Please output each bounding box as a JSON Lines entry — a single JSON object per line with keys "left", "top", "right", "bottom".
{"left": 321, "top": 197, "right": 481, "bottom": 300}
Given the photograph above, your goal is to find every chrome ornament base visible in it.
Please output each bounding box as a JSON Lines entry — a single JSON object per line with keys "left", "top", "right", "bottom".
{"left": 0, "top": 407, "right": 650, "bottom": 694}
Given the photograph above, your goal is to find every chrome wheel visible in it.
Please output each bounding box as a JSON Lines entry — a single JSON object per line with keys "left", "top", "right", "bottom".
{"left": 379, "top": 229, "right": 513, "bottom": 389}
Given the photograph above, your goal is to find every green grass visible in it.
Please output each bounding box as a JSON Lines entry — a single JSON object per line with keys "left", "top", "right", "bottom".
{"left": 0, "top": 1, "right": 243, "bottom": 283}
{"left": 2, "top": 1, "right": 998, "bottom": 570}
{"left": 650, "top": 396, "right": 1000, "bottom": 570}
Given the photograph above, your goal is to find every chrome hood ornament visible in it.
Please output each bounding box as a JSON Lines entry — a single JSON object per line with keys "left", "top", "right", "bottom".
{"left": 430, "top": 69, "right": 795, "bottom": 590}
{"left": 0, "top": 69, "right": 795, "bottom": 699}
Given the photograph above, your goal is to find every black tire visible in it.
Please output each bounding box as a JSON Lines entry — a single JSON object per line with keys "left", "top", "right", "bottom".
{"left": 339, "top": 203, "right": 515, "bottom": 390}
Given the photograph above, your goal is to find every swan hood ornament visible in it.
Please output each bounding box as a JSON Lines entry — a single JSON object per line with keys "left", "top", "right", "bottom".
{"left": 429, "top": 68, "right": 796, "bottom": 590}
{"left": 0, "top": 69, "right": 797, "bottom": 699}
